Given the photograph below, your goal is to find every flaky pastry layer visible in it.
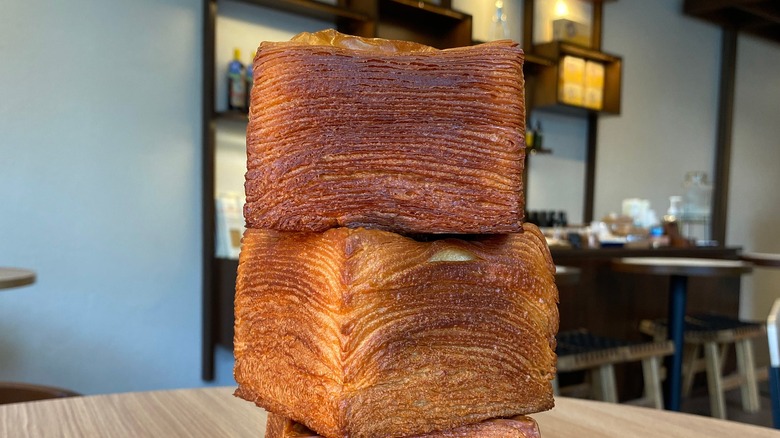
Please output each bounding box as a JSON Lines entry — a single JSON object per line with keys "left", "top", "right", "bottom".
{"left": 244, "top": 29, "right": 526, "bottom": 233}
{"left": 265, "top": 412, "right": 541, "bottom": 438}
{"left": 234, "top": 224, "right": 558, "bottom": 438}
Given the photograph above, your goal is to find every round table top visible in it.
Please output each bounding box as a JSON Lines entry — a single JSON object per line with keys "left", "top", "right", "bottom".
{"left": 740, "top": 252, "right": 780, "bottom": 268}
{"left": 612, "top": 257, "right": 753, "bottom": 277}
{"left": 0, "top": 387, "right": 776, "bottom": 437}
{"left": 0, "top": 268, "right": 35, "bottom": 290}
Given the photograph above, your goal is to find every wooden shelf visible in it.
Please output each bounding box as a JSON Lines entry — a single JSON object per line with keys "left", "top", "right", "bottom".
{"left": 215, "top": 110, "right": 249, "bottom": 122}
{"left": 527, "top": 147, "right": 553, "bottom": 155}
{"left": 383, "top": 0, "right": 469, "bottom": 21}
{"left": 684, "top": 0, "right": 780, "bottom": 45}
{"left": 231, "top": 0, "right": 370, "bottom": 23}
{"left": 471, "top": 41, "right": 553, "bottom": 73}
{"left": 376, "top": 0, "right": 472, "bottom": 48}
{"left": 531, "top": 41, "right": 622, "bottom": 115}
{"left": 535, "top": 41, "right": 620, "bottom": 63}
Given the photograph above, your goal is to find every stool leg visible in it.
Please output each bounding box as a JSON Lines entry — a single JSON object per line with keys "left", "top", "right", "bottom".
{"left": 642, "top": 356, "right": 664, "bottom": 409}
{"left": 552, "top": 375, "right": 560, "bottom": 396}
{"left": 682, "top": 344, "right": 700, "bottom": 397}
{"left": 592, "top": 364, "right": 618, "bottom": 403}
{"left": 704, "top": 342, "right": 727, "bottom": 419}
{"left": 736, "top": 339, "right": 761, "bottom": 413}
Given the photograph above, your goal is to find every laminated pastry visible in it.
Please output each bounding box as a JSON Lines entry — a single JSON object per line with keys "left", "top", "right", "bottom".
{"left": 244, "top": 29, "right": 526, "bottom": 234}
{"left": 234, "top": 223, "right": 558, "bottom": 438}
{"left": 265, "top": 412, "right": 542, "bottom": 438}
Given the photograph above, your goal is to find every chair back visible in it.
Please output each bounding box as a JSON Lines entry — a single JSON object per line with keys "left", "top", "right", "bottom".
{"left": 769, "top": 298, "right": 780, "bottom": 429}
{"left": 0, "top": 382, "right": 80, "bottom": 405}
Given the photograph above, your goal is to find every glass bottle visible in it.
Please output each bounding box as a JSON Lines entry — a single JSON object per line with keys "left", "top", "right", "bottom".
{"left": 492, "top": 0, "right": 510, "bottom": 41}
{"left": 682, "top": 171, "right": 712, "bottom": 221}
{"left": 227, "top": 48, "right": 246, "bottom": 112}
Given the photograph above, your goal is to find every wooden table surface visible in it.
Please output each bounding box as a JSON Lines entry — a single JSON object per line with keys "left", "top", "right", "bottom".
{"left": 741, "top": 252, "right": 780, "bottom": 268}
{"left": 1, "top": 387, "right": 776, "bottom": 437}
{"left": 0, "top": 268, "right": 35, "bottom": 290}
{"left": 612, "top": 257, "right": 753, "bottom": 277}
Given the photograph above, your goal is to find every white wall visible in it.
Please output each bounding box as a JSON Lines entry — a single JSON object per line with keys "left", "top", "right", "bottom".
{"left": 728, "top": 35, "right": 780, "bottom": 327}
{"left": 525, "top": 113, "right": 588, "bottom": 223}
{"left": 0, "top": 0, "right": 216, "bottom": 393}
{"left": 453, "top": 0, "right": 524, "bottom": 43}
{"left": 596, "top": 0, "right": 780, "bottom": 361}
{"left": 596, "top": 0, "right": 721, "bottom": 221}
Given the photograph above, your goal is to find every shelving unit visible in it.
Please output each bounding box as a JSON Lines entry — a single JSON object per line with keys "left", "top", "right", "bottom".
{"left": 521, "top": 0, "right": 622, "bottom": 223}
{"left": 532, "top": 41, "right": 622, "bottom": 115}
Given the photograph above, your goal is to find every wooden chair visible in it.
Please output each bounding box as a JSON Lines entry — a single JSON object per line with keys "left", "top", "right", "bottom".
{"left": 555, "top": 329, "right": 674, "bottom": 409}
{"left": 0, "top": 382, "right": 80, "bottom": 405}
{"left": 640, "top": 314, "right": 765, "bottom": 419}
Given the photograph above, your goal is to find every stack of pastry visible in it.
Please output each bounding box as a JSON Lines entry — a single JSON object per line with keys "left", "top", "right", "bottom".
{"left": 234, "top": 29, "right": 559, "bottom": 438}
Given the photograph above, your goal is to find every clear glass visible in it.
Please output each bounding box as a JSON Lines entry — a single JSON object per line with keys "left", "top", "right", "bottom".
{"left": 682, "top": 171, "right": 712, "bottom": 221}
{"left": 492, "top": 0, "right": 510, "bottom": 40}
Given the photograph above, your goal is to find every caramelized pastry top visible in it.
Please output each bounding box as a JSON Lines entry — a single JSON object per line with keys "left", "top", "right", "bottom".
{"left": 244, "top": 30, "right": 526, "bottom": 234}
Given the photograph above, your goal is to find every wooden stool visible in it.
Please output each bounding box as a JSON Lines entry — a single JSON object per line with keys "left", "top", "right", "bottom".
{"left": 0, "top": 382, "right": 80, "bottom": 405}
{"left": 555, "top": 329, "right": 674, "bottom": 409}
{"left": 640, "top": 314, "right": 766, "bottom": 419}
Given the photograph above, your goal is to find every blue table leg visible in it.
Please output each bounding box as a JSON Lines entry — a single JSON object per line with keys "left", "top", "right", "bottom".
{"left": 664, "top": 274, "right": 688, "bottom": 411}
{"left": 770, "top": 366, "right": 780, "bottom": 429}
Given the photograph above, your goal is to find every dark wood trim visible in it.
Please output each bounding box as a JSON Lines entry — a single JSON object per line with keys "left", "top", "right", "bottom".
{"left": 591, "top": 1, "right": 603, "bottom": 50}
{"left": 201, "top": 0, "right": 217, "bottom": 382}
{"left": 233, "top": 0, "right": 369, "bottom": 21}
{"left": 584, "top": 1, "right": 606, "bottom": 222}
{"left": 523, "top": 0, "right": 534, "bottom": 53}
{"left": 711, "top": 29, "right": 738, "bottom": 244}
{"left": 584, "top": 113, "right": 598, "bottom": 223}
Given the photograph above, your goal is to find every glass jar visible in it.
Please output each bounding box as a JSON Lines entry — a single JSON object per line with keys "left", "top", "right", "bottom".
{"left": 682, "top": 171, "right": 712, "bottom": 221}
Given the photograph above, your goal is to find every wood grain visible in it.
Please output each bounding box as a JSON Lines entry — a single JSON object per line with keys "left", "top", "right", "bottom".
{"left": 1, "top": 387, "right": 776, "bottom": 437}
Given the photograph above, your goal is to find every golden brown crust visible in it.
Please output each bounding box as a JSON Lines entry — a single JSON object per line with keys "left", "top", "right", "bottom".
{"left": 245, "top": 29, "right": 526, "bottom": 234}
{"left": 263, "top": 28, "right": 439, "bottom": 54}
{"left": 234, "top": 224, "right": 558, "bottom": 438}
{"left": 265, "top": 412, "right": 542, "bottom": 438}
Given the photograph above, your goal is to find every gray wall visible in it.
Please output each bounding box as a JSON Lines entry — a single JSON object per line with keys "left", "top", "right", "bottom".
{"left": 728, "top": 35, "right": 780, "bottom": 329}
{"left": 1, "top": 0, "right": 778, "bottom": 394}
{"left": 0, "top": 0, "right": 230, "bottom": 392}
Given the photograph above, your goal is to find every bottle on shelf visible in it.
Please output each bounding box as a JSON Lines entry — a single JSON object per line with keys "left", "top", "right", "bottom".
{"left": 534, "top": 121, "right": 544, "bottom": 151}
{"left": 244, "top": 50, "right": 256, "bottom": 113}
{"left": 525, "top": 121, "right": 535, "bottom": 151}
{"left": 491, "top": 0, "right": 510, "bottom": 41}
{"left": 663, "top": 195, "right": 692, "bottom": 248}
{"left": 227, "top": 48, "right": 246, "bottom": 112}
